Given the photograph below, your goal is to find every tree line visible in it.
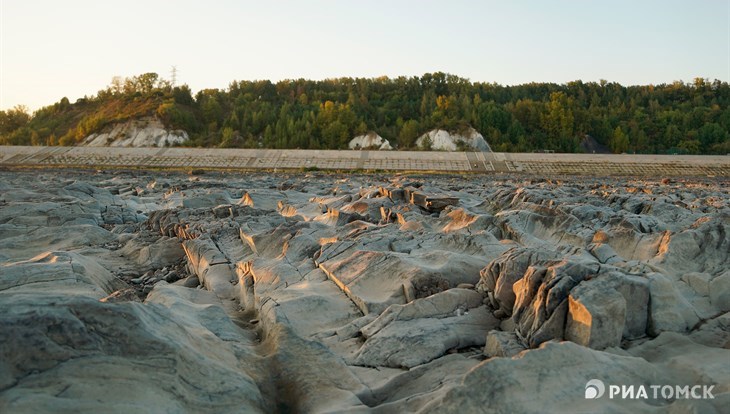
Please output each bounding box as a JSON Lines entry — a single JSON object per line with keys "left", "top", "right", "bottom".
{"left": 1, "top": 72, "right": 728, "bottom": 154}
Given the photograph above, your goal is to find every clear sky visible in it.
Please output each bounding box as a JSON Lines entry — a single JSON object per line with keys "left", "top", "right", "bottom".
{"left": 1, "top": 0, "right": 728, "bottom": 111}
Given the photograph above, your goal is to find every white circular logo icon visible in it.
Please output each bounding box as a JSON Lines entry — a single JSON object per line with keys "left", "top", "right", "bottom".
{"left": 585, "top": 379, "right": 605, "bottom": 399}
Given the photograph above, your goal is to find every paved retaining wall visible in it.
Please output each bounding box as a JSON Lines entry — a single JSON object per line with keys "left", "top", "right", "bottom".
{"left": 1, "top": 146, "right": 727, "bottom": 176}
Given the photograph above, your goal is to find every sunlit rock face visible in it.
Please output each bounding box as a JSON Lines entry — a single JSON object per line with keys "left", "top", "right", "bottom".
{"left": 0, "top": 170, "right": 728, "bottom": 413}
{"left": 416, "top": 128, "right": 491, "bottom": 151}
{"left": 348, "top": 132, "right": 393, "bottom": 150}
{"left": 84, "top": 117, "right": 187, "bottom": 147}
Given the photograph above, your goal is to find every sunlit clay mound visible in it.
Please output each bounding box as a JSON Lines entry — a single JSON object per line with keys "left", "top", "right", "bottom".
{"left": 0, "top": 170, "right": 728, "bottom": 413}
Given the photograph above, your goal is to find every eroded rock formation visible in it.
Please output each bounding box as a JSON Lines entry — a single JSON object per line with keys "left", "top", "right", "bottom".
{"left": 83, "top": 117, "right": 188, "bottom": 147}
{"left": 348, "top": 132, "right": 393, "bottom": 150}
{"left": 416, "top": 128, "right": 491, "bottom": 151}
{"left": 0, "top": 170, "right": 728, "bottom": 413}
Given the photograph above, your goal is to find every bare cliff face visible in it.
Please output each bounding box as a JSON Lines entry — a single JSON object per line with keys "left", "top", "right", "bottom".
{"left": 348, "top": 132, "right": 393, "bottom": 150}
{"left": 417, "top": 128, "right": 492, "bottom": 151}
{"left": 83, "top": 117, "right": 188, "bottom": 147}
{"left": 0, "top": 170, "right": 728, "bottom": 413}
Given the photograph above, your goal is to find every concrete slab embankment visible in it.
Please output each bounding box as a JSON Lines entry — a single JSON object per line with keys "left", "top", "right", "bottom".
{"left": 1, "top": 146, "right": 727, "bottom": 176}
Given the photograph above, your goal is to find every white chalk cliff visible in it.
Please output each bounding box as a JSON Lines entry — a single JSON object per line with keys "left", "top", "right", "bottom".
{"left": 83, "top": 117, "right": 188, "bottom": 147}
{"left": 348, "top": 132, "right": 392, "bottom": 150}
{"left": 416, "top": 128, "right": 491, "bottom": 151}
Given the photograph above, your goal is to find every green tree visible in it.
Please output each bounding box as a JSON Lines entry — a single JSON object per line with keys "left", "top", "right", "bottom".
{"left": 135, "top": 73, "right": 160, "bottom": 94}
{"left": 398, "top": 119, "right": 421, "bottom": 149}
{"left": 219, "top": 127, "right": 236, "bottom": 148}
{"left": 173, "top": 85, "right": 194, "bottom": 105}
{"left": 201, "top": 94, "right": 223, "bottom": 126}
{"left": 0, "top": 105, "right": 31, "bottom": 135}
{"left": 663, "top": 124, "right": 682, "bottom": 149}
{"left": 677, "top": 139, "right": 700, "bottom": 154}
{"left": 697, "top": 123, "right": 728, "bottom": 152}
{"left": 541, "top": 92, "right": 575, "bottom": 149}
{"left": 1, "top": 126, "right": 33, "bottom": 145}
{"left": 609, "top": 126, "right": 629, "bottom": 153}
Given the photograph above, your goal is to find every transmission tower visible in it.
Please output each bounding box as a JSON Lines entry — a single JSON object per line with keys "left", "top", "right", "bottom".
{"left": 171, "top": 66, "right": 178, "bottom": 88}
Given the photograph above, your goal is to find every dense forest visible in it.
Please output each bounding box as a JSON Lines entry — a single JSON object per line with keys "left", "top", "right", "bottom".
{"left": 1, "top": 72, "right": 729, "bottom": 154}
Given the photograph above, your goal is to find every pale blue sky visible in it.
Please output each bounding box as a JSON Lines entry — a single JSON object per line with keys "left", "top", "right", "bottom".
{"left": 1, "top": 0, "right": 728, "bottom": 111}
